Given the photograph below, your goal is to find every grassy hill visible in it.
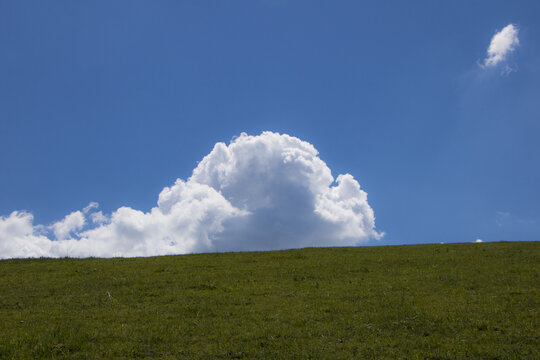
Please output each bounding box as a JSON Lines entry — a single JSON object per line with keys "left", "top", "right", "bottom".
{"left": 0, "top": 242, "right": 538, "bottom": 359}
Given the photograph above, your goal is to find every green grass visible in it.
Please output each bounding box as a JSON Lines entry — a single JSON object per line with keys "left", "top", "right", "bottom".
{"left": 0, "top": 242, "right": 538, "bottom": 359}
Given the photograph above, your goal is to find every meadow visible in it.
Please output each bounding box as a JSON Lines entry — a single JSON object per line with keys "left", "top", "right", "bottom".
{"left": 0, "top": 242, "right": 538, "bottom": 359}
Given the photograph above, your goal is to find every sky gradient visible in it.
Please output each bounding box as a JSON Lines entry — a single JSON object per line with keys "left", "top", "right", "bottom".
{"left": 1, "top": 1, "right": 539, "bottom": 256}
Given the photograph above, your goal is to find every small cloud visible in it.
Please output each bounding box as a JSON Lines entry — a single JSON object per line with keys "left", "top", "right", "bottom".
{"left": 475, "top": 238, "right": 483, "bottom": 243}
{"left": 90, "top": 211, "right": 108, "bottom": 224}
{"left": 482, "top": 24, "right": 519, "bottom": 68}
{"left": 83, "top": 202, "right": 99, "bottom": 214}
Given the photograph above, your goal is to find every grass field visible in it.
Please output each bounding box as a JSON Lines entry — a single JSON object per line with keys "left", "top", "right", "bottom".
{"left": 0, "top": 242, "right": 538, "bottom": 359}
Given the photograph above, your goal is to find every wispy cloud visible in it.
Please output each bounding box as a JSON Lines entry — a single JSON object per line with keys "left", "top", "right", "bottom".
{"left": 0, "top": 132, "right": 383, "bottom": 259}
{"left": 495, "top": 211, "right": 511, "bottom": 227}
{"left": 83, "top": 202, "right": 99, "bottom": 214}
{"left": 482, "top": 24, "right": 519, "bottom": 69}
{"left": 90, "top": 211, "right": 108, "bottom": 224}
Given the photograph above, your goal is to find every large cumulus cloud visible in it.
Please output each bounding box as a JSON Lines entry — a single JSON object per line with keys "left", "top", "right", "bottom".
{"left": 0, "top": 132, "right": 382, "bottom": 259}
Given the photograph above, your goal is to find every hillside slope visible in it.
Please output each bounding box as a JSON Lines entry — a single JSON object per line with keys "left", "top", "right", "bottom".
{"left": 0, "top": 242, "right": 538, "bottom": 359}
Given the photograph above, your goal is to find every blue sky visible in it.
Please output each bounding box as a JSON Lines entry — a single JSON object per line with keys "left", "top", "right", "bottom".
{"left": 1, "top": 1, "right": 539, "bottom": 256}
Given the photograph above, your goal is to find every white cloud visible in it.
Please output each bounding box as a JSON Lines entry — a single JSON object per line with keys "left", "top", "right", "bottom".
{"left": 0, "top": 132, "right": 383, "bottom": 259}
{"left": 475, "top": 238, "right": 483, "bottom": 243}
{"left": 0, "top": 212, "right": 56, "bottom": 259}
{"left": 50, "top": 210, "right": 86, "bottom": 240}
{"left": 83, "top": 202, "right": 99, "bottom": 214}
{"left": 90, "top": 211, "right": 108, "bottom": 224}
{"left": 482, "top": 24, "right": 519, "bottom": 68}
